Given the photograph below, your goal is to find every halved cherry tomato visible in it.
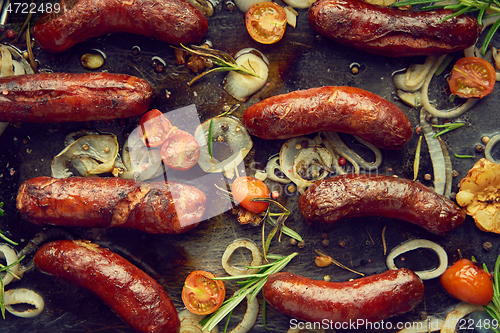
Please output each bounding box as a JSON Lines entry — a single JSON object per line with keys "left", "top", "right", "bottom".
{"left": 440, "top": 258, "right": 493, "bottom": 305}
{"left": 448, "top": 57, "right": 496, "bottom": 99}
{"left": 160, "top": 129, "right": 200, "bottom": 171}
{"left": 245, "top": 2, "right": 287, "bottom": 45}
{"left": 232, "top": 176, "right": 270, "bottom": 213}
{"left": 182, "top": 270, "right": 225, "bottom": 315}
{"left": 137, "top": 109, "right": 173, "bottom": 147}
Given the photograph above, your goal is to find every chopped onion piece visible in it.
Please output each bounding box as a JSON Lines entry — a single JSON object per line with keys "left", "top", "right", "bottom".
{"left": 280, "top": 137, "right": 319, "bottom": 194}
{"left": 228, "top": 293, "right": 259, "bottom": 333}
{"left": 386, "top": 239, "right": 448, "bottom": 280}
{"left": 51, "top": 134, "right": 119, "bottom": 178}
{"left": 0, "top": 244, "right": 20, "bottom": 286}
{"left": 292, "top": 147, "right": 332, "bottom": 193}
{"left": 282, "top": 0, "right": 316, "bottom": 8}
{"left": 485, "top": 134, "right": 500, "bottom": 164}
{"left": 194, "top": 116, "right": 253, "bottom": 174}
{"left": 440, "top": 302, "right": 484, "bottom": 333}
{"left": 266, "top": 156, "right": 291, "bottom": 184}
{"left": 397, "top": 90, "right": 421, "bottom": 108}
{"left": 234, "top": 0, "right": 264, "bottom": 12}
{"left": 179, "top": 309, "right": 219, "bottom": 333}
{"left": 221, "top": 239, "right": 262, "bottom": 276}
{"left": 254, "top": 170, "right": 267, "bottom": 181}
{"left": 284, "top": 6, "right": 297, "bottom": 28}
{"left": 224, "top": 53, "right": 269, "bottom": 102}
{"left": 4, "top": 288, "right": 44, "bottom": 318}
{"left": 185, "top": 0, "right": 214, "bottom": 16}
{"left": 120, "top": 133, "right": 163, "bottom": 181}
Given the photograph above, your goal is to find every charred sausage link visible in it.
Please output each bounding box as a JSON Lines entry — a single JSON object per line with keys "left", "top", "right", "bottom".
{"left": 263, "top": 269, "right": 425, "bottom": 325}
{"left": 33, "top": 0, "right": 208, "bottom": 53}
{"left": 241, "top": 86, "right": 412, "bottom": 150}
{"left": 34, "top": 239, "right": 181, "bottom": 333}
{"left": 0, "top": 72, "right": 153, "bottom": 123}
{"left": 16, "top": 176, "right": 207, "bottom": 234}
{"left": 308, "top": 0, "right": 481, "bottom": 57}
{"left": 299, "top": 174, "right": 466, "bottom": 235}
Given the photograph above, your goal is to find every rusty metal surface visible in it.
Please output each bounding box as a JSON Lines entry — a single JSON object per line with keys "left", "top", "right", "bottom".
{"left": 0, "top": 2, "right": 499, "bottom": 332}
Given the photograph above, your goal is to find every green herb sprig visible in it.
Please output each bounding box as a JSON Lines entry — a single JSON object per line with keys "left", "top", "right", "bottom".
{"left": 179, "top": 44, "right": 261, "bottom": 86}
{"left": 0, "top": 202, "right": 4, "bottom": 217}
{"left": 0, "top": 255, "right": 25, "bottom": 319}
{"left": 200, "top": 252, "right": 298, "bottom": 332}
{"left": 392, "top": 0, "right": 500, "bottom": 55}
{"left": 432, "top": 122, "right": 465, "bottom": 138}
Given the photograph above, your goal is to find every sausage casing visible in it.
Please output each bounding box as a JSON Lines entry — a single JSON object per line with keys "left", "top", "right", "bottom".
{"left": 16, "top": 176, "right": 206, "bottom": 234}
{"left": 263, "top": 269, "right": 424, "bottom": 324}
{"left": 0, "top": 72, "right": 153, "bottom": 123}
{"left": 309, "top": 0, "right": 481, "bottom": 57}
{"left": 34, "top": 239, "right": 180, "bottom": 333}
{"left": 33, "top": 0, "right": 208, "bottom": 53}
{"left": 299, "top": 173, "right": 466, "bottom": 234}
{"left": 241, "top": 86, "right": 412, "bottom": 150}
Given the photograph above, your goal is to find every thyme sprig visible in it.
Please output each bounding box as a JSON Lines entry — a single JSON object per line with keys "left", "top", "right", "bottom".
{"left": 179, "top": 44, "right": 261, "bottom": 86}
{"left": 200, "top": 252, "right": 298, "bottom": 332}
{"left": 392, "top": 0, "right": 500, "bottom": 55}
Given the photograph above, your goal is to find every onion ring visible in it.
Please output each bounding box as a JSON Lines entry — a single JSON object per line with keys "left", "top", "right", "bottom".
{"left": 485, "top": 134, "right": 500, "bottom": 164}
{"left": 266, "top": 156, "right": 291, "bottom": 184}
{"left": 3, "top": 288, "right": 45, "bottom": 318}
{"left": 0, "top": 243, "right": 20, "bottom": 286}
{"left": 179, "top": 309, "right": 219, "bottom": 333}
{"left": 228, "top": 293, "right": 259, "bottom": 333}
{"left": 440, "top": 302, "right": 484, "bottom": 333}
{"left": 386, "top": 239, "right": 448, "bottom": 280}
{"left": 221, "top": 239, "right": 262, "bottom": 276}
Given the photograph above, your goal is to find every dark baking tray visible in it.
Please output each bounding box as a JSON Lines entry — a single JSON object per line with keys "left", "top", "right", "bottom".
{"left": 0, "top": 2, "right": 499, "bottom": 332}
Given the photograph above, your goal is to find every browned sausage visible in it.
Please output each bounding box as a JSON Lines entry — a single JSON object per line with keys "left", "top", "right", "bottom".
{"left": 33, "top": 0, "right": 208, "bottom": 53}
{"left": 34, "top": 239, "right": 180, "bottom": 333}
{"left": 16, "top": 176, "right": 206, "bottom": 234}
{"left": 262, "top": 269, "right": 424, "bottom": 325}
{"left": 309, "top": 0, "right": 481, "bottom": 57}
{"left": 299, "top": 173, "right": 465, "bottom": 235}
{"left": 0, "top": 72, "right": 153, "bottom": 123}
{"left": 241, "top": 86, "right": 412, "bottom": 150}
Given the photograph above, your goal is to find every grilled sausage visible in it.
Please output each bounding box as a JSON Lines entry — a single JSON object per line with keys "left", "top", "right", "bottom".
{"left": 263, "top": 269, "right": 424, "bottom": 325}
{"left": 34, "top": 239, "right": 181, "bottom": 333}
{"left": 299, "top": 173, "right": 466, "bottom": 235}
{"left": 309, "top": 0, "right": 481, "bottom": 57}
{"left": 0, "top": 72, "right": 153, "bottom": 123}
{"left": 241, "top": 86, "right": 412, "bottom": 150}
{"left": 16, "top": 176, "right": 207, "bottom": 234}
{"left": 33, "top": 0, "right": 208, "bottom": 53}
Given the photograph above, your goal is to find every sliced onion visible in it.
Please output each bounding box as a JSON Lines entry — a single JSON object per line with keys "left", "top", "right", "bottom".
{"left": 224, "top": 52, "right": 269, "bottom": 102}
{"left": 51, "top": 134, "right": 119, "bottom": 178}
{"left": 292, "top": 147, "right": 332, "bottom": 193}
{"left": 3, "top": 288, "right": 44, "bottom": 318}
{"left": 386, "top": 239, "right": 448, "bottom": 280}
{"left": 120, "top": 132, "right": 163, "bottom": 181}
{"left": 420, "top": 55, "right": 478, "bottom": 118}
{"left": 440, "top": 302, "right": 485, "bottom": 333}
{"left": 282, "top": 0, "right": 316, "bottom": 8}
{"left": 194, "top": 116, "right": 253, "bottom": 174}
{"left": 228, "top": 293, "right": 259, "bottom": 333}
{"left": 397, "top": 90, "right": 421, "bottom": 108}
{"left": 221, "top": 239, "right": 262, "bottom": 276}
{"left": 179, "top": 309, "right": 219, "bottom": 333}
{"left": 185, "top": 0, "right": 214, "bottom": 16}
{"left": 234, "top": 0, "right": 263, "bottom": 12}
{"left": 266, "top": 156, "right": 291, "bottom": 184}
{"left": 234, "top": 48, "right": 270, "bottom": 66}
{"left": 284, "top": 6, "right": 298, "bottom": 28}
{"left": 280, "top": 137, "right": 319, "bottom": 193}
{"left": 0, "top": 244, "right": 20, "bottom": 286}
{"left": 485, "top": 134, "right": 500, "bottom": 164}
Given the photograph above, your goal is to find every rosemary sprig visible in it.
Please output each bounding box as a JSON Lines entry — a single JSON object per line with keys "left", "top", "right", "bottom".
{"left": 392, "top": 0, "right": 500, "bottom": 55}
{"left": 179, "top": 44, "right": 261, "bottom": 86}
{"left": 201, "top": 252, "right": 298, "bottom": 332}
{"left": 454, "top": 153, "right": 476, "bottom": 158}
{"left": 432, "top": 122, "right": 465, "bottom": 137}
{"left": 484, "top": 254, "right": 500, "bottom": 333}
{"left": 0, "top": 255, "right": 25, "bottom": 319}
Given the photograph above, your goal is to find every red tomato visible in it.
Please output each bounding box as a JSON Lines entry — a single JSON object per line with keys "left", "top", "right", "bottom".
{"left": 440, "top": 259, "right": 493, "bottom": 305}
{"left": 448, "top": 57, "right": 496, "bottom": 99}
{"left": 232, "top": 176, "right": 270, "bottom": 213}
{"left": 245, "top": 2, "right": 287, "bottom": 45}
{"left": 160, "top": 129, "right": 200, "bottom": 171}
{"left": 182, "top": 270, "right": 225, "bottom": 315}
{"left": 137, "top": 109, "right": 172, "bottom": 147}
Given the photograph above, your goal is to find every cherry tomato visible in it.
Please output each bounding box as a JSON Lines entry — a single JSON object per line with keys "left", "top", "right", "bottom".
{"left": 137, "top": 109, "right": 172, "bottom": 147}
{"left": 232, "top": 176, "right": 270, "bottom": 213}
{"left": 245, "top": 2, "right": 287, "bottom": 45}
{"left": 160, "top": 129, "right": 200, "bottom": 171}
{"left": 448, "top": 57, "right": 496, "bottom": 99}
{"left": 182, "top": 270, "right": 225, "bottom": 315}
{"left": 440, "top": 259, "right": 493, "bottom": 305}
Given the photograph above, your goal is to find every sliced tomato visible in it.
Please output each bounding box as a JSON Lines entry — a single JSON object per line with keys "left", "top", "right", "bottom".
{"left": 245, "top": 2, "right": 287, "bottom": 45}
{"left": 440, "top": 258, "right": 493, "bottom": 305}
{"left": 182, "top": 270, "right": 225, "bottom": 315}
{"left": 232, "top": 176, "right": 270, "bottom": 213}
{"left": 137, "top": 109, "right": 173, "bottom": 147}
{"left": 160, "top": 129, "right": 200, "bottom": 171}
{"left": 448, "top": 57, "right": 496, "bottom": 99}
